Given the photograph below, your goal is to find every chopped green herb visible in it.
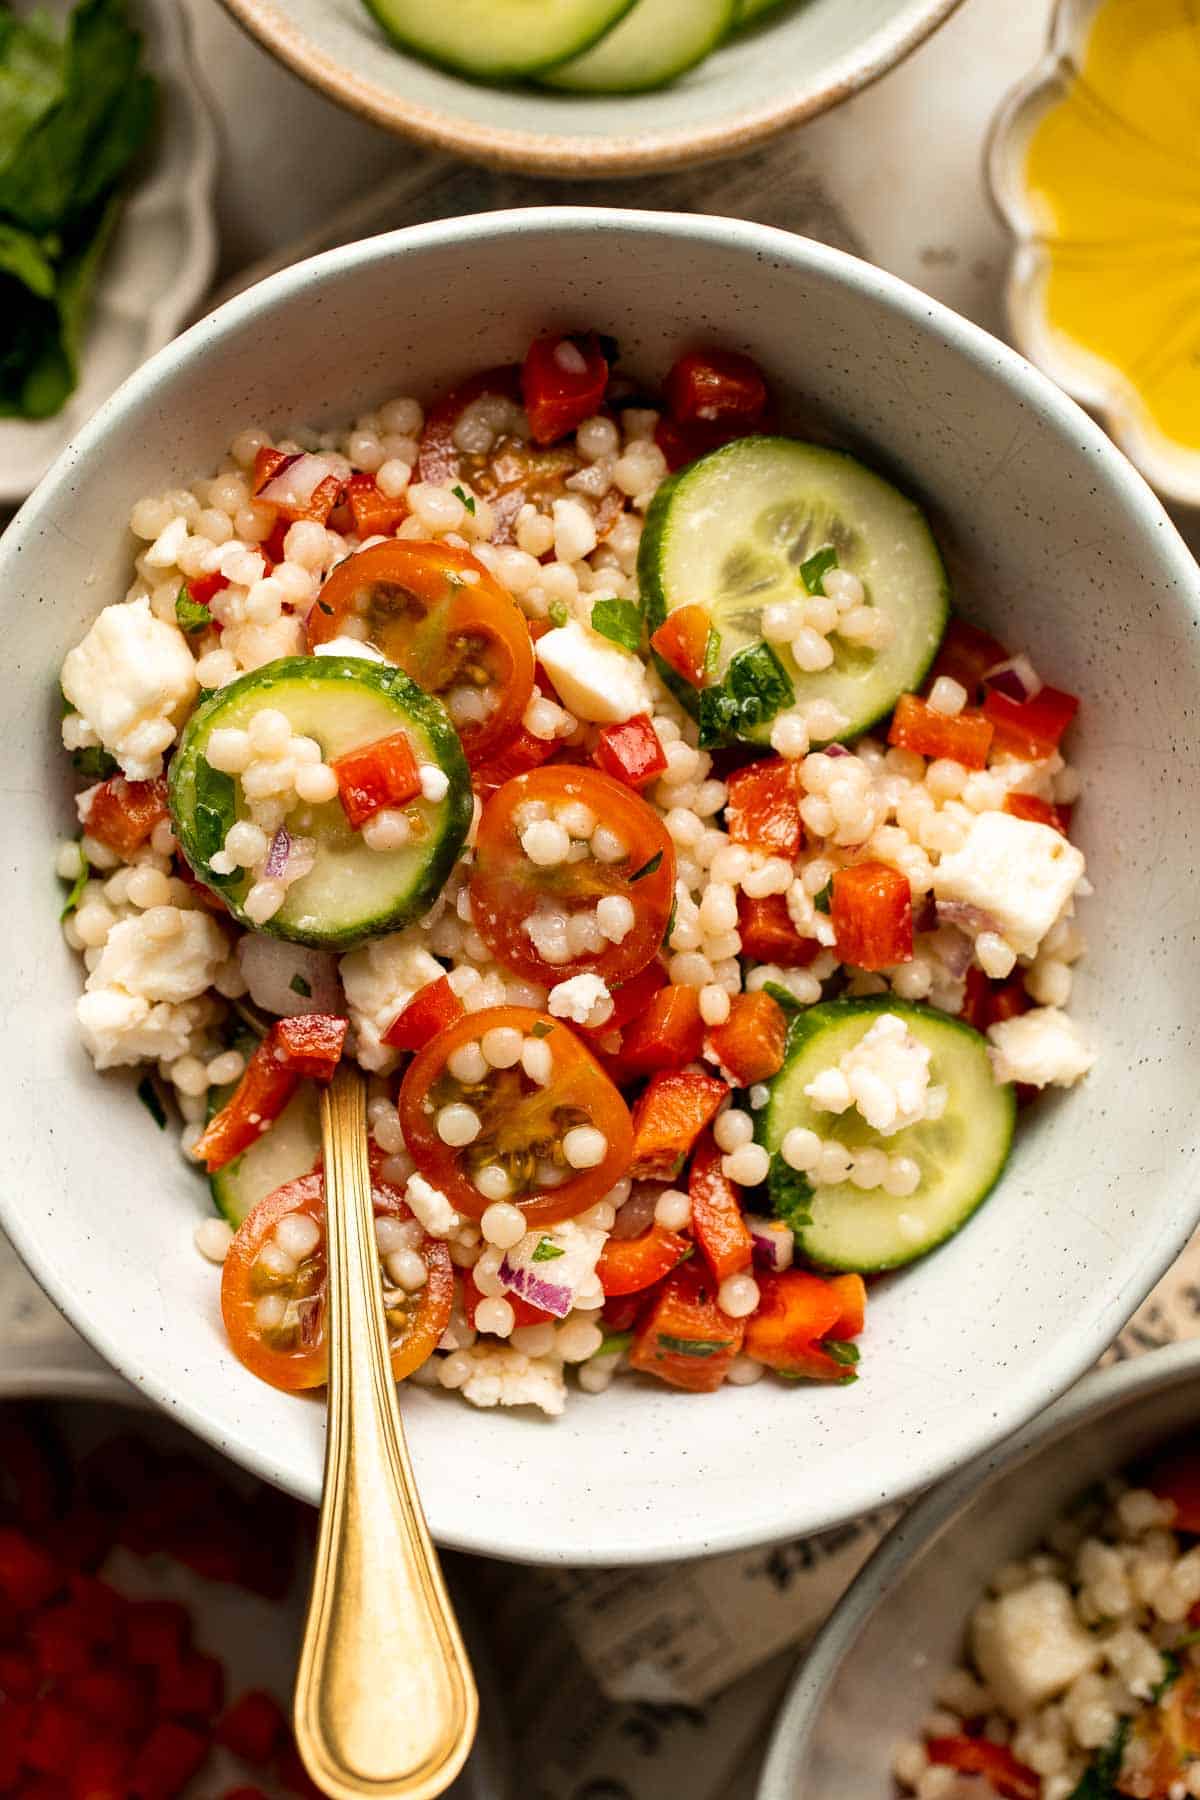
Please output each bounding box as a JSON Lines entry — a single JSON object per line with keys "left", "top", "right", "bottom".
{"left": 657, "top": 1335, "right": 728, "bottom": 1358}
{"left": 698, "top": 640, "right": 795, "bottom": 747}
{"left": 769, "top": 1152, "right": 813, "bottom": 1235}
{"left": 824, "top": 1339, "right": 860, "bottom": 1370}
{"left": 451, "top": 484, "right": 477, "bottom": 515}
{"left": 1067, "top": 1717, "right": 1129, "bottom": 1800}
{"left": 800, "top": 545, "right": 839, "bottom": 596}
{"left": 629, "top": 850, "right": 663, "bottom": 884}
{"left": 813, "top": 879, "right": 833, "bottom": 915}
{"left": 58, "top": 851, "right": 88, "bottom": 920}
{"left": 548, "top": 600, "right": 569, "bottom": 629}
{"left": 317, "top": 600, "right": 333, "bottom": 616}
{"left": 1150, "top": 1649, "right": 1180, "bottom": 1705}
{"left": 136, "top": 1075, "right": 167, "bottom": 1130}
{"left": 175, "top": 585, "right": 211, "bottom": 635}
{"left": 594, "top": 1330, "right": 633, "bottom": 1359}
{"left": 289, "top": 973, "right": 312, "bottom": 998}
{"left": 531, "top": 1239, "right": 566, "bottom": 1263}
{"left": 71, "top": 743, "right": 117, "bottom": 780}
{"left": 193, "top": 757, "right": 237, "bottom": 878}
{"left": 530, "top": 1020, "right": 555, "bottom": 1039}
{"left": 590, "top": 597, "right": 642, "bottom": 654}
{"left": 703, "top": 625, "right": 722, "bottom": 682}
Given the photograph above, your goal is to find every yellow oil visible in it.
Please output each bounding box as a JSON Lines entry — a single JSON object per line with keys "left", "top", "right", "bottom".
{"left": 1023, "top": 0, "right": 1200, "bottom": 448}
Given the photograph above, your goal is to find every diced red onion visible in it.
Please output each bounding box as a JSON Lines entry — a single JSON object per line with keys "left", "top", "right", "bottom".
{"left": 746, "top": 1215, "right": 794, "bottom": 1273}
{"left": 935, "top": 900, "right": 1001, "bottom": 939}
{"left": 237, "top": 935, "right": 342, "bottom": 1018}
{"left": 983, "top": 654, "right": 1042, "bottom": 704}
{"left": 264, "top": 827, "right": 291, "bottom": 879}
{"left": 256, "top": 451, "right": 338, "bottom": 511}
{"left": 823, "top": 744, "right": 852, "bottom": 758}
{"left": 913, "top": 892, "right": 939, "bottom": 934}
{"left": 498, "top": 1256, "right": 573, "bottom": 1319}
{"left": 930, "top": 925, "right": 974, "bottom": 979}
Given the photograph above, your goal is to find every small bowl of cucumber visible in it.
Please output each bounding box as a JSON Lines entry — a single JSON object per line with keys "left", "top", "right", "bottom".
{"left": 215, "top": 0, "right": 965, "bottom": 176}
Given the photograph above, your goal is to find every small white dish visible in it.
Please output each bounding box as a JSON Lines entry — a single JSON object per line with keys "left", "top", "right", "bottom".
{"left": 0, "top": 0, "right": 218, "bottom": 507}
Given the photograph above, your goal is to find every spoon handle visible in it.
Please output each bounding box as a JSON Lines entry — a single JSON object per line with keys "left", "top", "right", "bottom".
{"left": 294, "top": 1066, "right": 477, "bottom": 1799}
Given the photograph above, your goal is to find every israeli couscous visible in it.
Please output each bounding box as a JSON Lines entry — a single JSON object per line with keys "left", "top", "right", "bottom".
{"left": 57, "top": 332, "right": 1095, "bottom": 1416}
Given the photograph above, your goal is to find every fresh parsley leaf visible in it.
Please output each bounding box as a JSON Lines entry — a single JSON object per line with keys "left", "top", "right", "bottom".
{"left": 824, "top": 1339, "right": 860, "bottom": 1368}
{"left": 1150, "top": 1650, "right": 1180, "bottom": 1706}
{"left": 594, "top": 1329, "right": 632, "bottom": 1358}
{"left": 698, "top": 684, "right": 741, "bottom": 749}
{"left": 530, "top": 1020, "right": 555, "bottom": 1039}
{"left": 629, "top": 850, "right": 663, "bottom": 883}
{"left": 71, "top": 743, "right": 117, "bottom": 780}
{"left": 193, "top": 757, "right": 237, "bottom": 878}
{"left": 548, "top": 600, "right": 569, "bottom": 628}
{"left": 451, "top": 484, "right": 476, "bottom": 515}
{"left": 769, "top": 1152, "right": 813, "bottom": 1234}
{"left": 697, "top": 641, "right": 795, "bottom": 747}
{"left": 175, "top": 586, "right": 211, "bottom": 635}
{"left": 1067, "top": 1717, "right": 1129, "bottom": 1800}
{"left": 590, "top": 598, "right": 642, "bottom": 654}
{"left": 58, "top": 853, "right": 88, "bottom": 920}
{"left": 800, "top": 545, "right": 839, "bottom": 596}
{"left": 531, "top": 1239, "right": 565, "bottom": 1263}
{"left": 136, "top": 1075, "right": 167, "bottom": 1130}
{"left": 289, "top": 973, "right": 312, "bottom": 998}
{"left": 813, "top": 879, "right": 833, "bottom": 915}
{"left": 657, "top": 1335, "right": 725, "bottom": 1358}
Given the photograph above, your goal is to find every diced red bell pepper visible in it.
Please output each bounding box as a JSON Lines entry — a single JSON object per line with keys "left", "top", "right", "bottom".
{"left": 743, "top": 1270, "right": 848, "bottom": 1381}
{"left": 926, "top": 1736, "right": 1040, "bottom": 1800}
{"left": 650, "top": 605, "right": 713, "bottom": 689}
{"left": 66, "top": 1669, "right": 148, "bottom": 1738}
{"left": 0, "top": 1647, "right": 39, "bottom": 1699}
{"left": 194, "top": 1016, "right": 345, "bottom": 1172}
{"left": 157, "top": 1650, "right": 225, "bottom": 1721}
{"left": 827, "top": 1272, "right": 867, "bottom": 1340}
{"left": 0, "top": 1527, "right": 61, "bottom": 1613}
{"left": 1143, "top": 1442, "right": 1200, "bottom": 1532}
{"left": 382, "top": 976, "right": 465, "bottom": 1051}
{"left": 887, "top": 694, "right": 994, "bottom": 770}
{"left": 599, "top": 961, "right": 669, "bottom": 1035}
{"left": 216, "top": 1690, "right": 287, "bottom": 1767}
{"left": 471, "top": 725, "right": 558, "bottom": 801}
{"left": 275, "top": 1740, "right": 327, "bottom": 1799}
{"left": 344, "top": 470, "right": 407, "bottom": 538}
{"left": 28, "top": 1607, "right": 92, "bottom": 1679}
{"left": 737, "top": 892, "right": 821, "bottom": 968}
{"left": 64, "top": 1573, "right": 126, "bottom": 1646}
{"left": 24, "top": 1697, "right": 87, "bottom": 1776}
{"left": 629, "top": 1071, "right": 729, "bottom": 1181}
{"left": 0, "top": 1700, "right": 31, "bottom": 1791}
{"left": 707, "top": 991, "right": 788, "bottom": 1087}
{"left": 724, "top": 758, "right": 802, "bottom": 859}
{"left": 831, "top": 862, "right": 913, "bottom": 971}
{"left": 185, "top": 569, "right": 230, "bottom": 610}
{"left": 1003, "top": 791, "right": 1068, "bottom": 834}
{"left": 688, "top": 1133, "right": 753, "bottom": 1281}
{"left": 124, "top": 1600, "right": 191, "bottom": 1671}
{"left": 960, "top": 967, "right": 1030, "bottom": 1033}
{"left": 619, "top": 986, "right": 705, "bottom": 1076}
{"left": 127, "top": 1721, "right": 210, "bottom": 1800}
{"left": 982, "top": 683, "right": 1079, "bottom": 759}
{"left": 597, "top": 1222, "right": 692, "bottom": 1297}
{"left": 593, "top": 714, "right": 668, "bottom": 791}
{"left": 628, "top": 1261, "right": 744, "bottom": 1393}
{"left": 331, "top": 730, "right": 421, "bottom": 829}
{"left": 69, "top": 1738, "right": 132, "bottom": 1800}
{"left": 521, "top": 333, "right": 610, "bottom": 447}
{"left": 926, "top": 618, "right": 1009, "bottom": 703}
{"left": 80, "top": 776, "right": 169, "bottom": 858}
{"left": 665, "top": 349, "right": 768, "bottom": 427}
{"left": 252, "top": 448, "right": 342, "bottom": 527}
{"left": 272, "top": 1013, "right": 348, "bottom": 1081}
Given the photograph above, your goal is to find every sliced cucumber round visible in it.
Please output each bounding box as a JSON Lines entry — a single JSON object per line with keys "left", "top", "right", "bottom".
{"left": 639, "top": 437, "right": 950, "bottom": 746}
{"left": 540, "top": 0, "right": 735, "bottom": 92}
{"left": 170, "top": 656, "right": 472, "bottom": 952}
{"left": 208, "top": 1048, "right": 322, "bottom": 1229}
{"left": 362, "top": 0, "right": 636, "bottom": 78}
{"left": 757, "top": 998, "right": 1014, "bottom": 1272}
{"left": 737, "top": 0, "right": 787, "bottom": 21}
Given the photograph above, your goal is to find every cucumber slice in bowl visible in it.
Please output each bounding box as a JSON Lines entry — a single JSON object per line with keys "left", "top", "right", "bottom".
{"left": 758, "top": 998, "right": 1015, "bottom": 1272}
{"left": 639, "top": 437, "right": 950, "bottom": 746}
{"left": 540, "top": 0, "right": 736, "bottom": 93}
{"left": 170, "top": 656, "right": 472, "bottom": 951}
{"left": 208, "top": 1045, "right": 322, "bottom": 1229}
{"left": 362, "top": 0, "right": 636, "bottom": 79}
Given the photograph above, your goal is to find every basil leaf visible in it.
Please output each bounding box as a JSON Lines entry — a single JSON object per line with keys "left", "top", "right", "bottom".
{"left": 824, "top": 1339, "right": 860, "bottom": 1368}
{"left": 629, "top": 850, "right": 663, "bottom": 884}
{"left": 136, "top": 1075, "right": 167, "bottom": 1130}
{"left": 175, "top": 585, "right": 211, "bottom": 635}
{"left": 530, "top": 1020, "right": 555, "bottom": 1039}
{"left": 726, "top": 641, "right": 794, "bottom": 729}
{"left": 590, "top": 598, "right": 642, "bottom": 654}
{"left": 531, "top": 1239, "right": 565, "bottom": 1263}
{"left": 813, "top": 879, "right": 833, "bottom": 915}
{"left": 657, "top": 1335, "right": 727, "bottom": 1358}
{"left": 71, "top": 743, "right": 117, "bottom": 780}
{"left": 289, "top": 973, "right": 312, "bottom": 998}
{"left": 800, "top": 545, "right": 838, "bottom": 596}
{"left": 193, "top": 757, "right": 237, "bottom": 878}
{"left": 769, "top": 1152, "right": 813, "bottom": 1234}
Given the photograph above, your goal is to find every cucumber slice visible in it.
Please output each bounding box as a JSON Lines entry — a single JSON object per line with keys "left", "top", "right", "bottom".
{"left": 170, "top": 656, "right": 471, "bottom": 952}
{"left": 758, "top": 998, "right": 1015, "bottom": 1272}
{"left": 362, "top": 0, "right": 636, "bottom": 79}
{"left": 540, "top": 0, "right": 736, "bottom": 93}
{"left": 737, "top": 0, "right": 787, "bottom": 21}
{"left": 208, "top": 1066, "right": 322, "bottom": 1230}
{"left": 639, "top": 437, "right": 950, "bottom": 746}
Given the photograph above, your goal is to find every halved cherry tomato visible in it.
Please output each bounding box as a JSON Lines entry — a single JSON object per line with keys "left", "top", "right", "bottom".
{"left": 831, "top": 862, "right": 913, "bottom": 971}
{"left": 724, "top": 757, "right": 802, "bottom": 858}
{"left": 650, "top": 604, "right": 713, "bottom": 688}
{"left": 471, "top": 725, "right": 558, "bottom": 801}
{"left": 470, "top": 767, "right": 675, "bottom": 987}
{"left": 521, "top": 333, "right": 610, "bottom": 446}
{"left": 1117, "top": 1665, "right": 1200, "bottom": 1798}
{"left": 398, "top": 1006, "right": 633, "bottom": 1227}
{"left": 926, "top": 1737, "right": 1040, "bottom": 1800}
{"left": 80, "top": 777, "right": 169, "bottom": 859}
{"left": 737, "top": 892, "right": 821, "bottom": 968}
{"left": 597, "top": 1223, "right": 692, "bottom": 1297}
{"left": 665, "top": 349, "right": 769, "bottom": 426}
{"left": 628, "top": 1262, "right": 744, "bottom": 1393}
{"left": 306, "top": 539, "right": 534, "bottom": 766}
{"left": 381, "top": 975, "right": 465, "bottom": 1052}
{"left": 887, "top": 694, "right": 994, "bottom": 769}
{"left": 688, "top": 1134, "right": 753, "bottom": 1282}
{"left": 221, "top": 1171, "right": 452, "bottom": 1392}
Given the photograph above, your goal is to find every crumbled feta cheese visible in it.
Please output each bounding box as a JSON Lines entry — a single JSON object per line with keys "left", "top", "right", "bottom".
{"left": 502, "top": 1219, "right": 608, "bottom": 1313}
{"left": 404, "top": 1173, "right": 460, "bottom": 1240}
{"left": 933, "top": 813, "right": 1086, "bottom": 960}
{"left": 76, "top": 989, "right": 202, "bottom": 1070}
{"left": 60, "top": 598, "right": 198, "bottom": 780}
{"left": 535, "top": 619, "right": 650, "bottom": 724}
{"left": 970, "top": 1577, "right": 1101, "bottom": 1715}
{"left": 804, "top": 1013, "right": 932, "bottom": 1137}
{"left": 456, "top": 1343, "right": 566, "bottom": 1416}
{"left": 339, "top": 931, "right": 445, "bottom": 1072}
{"left": 314, "top": 636, "right": 389, "bottom": 664}
{"left": 86, "top": 910, "right": 228, "bottom": 1005}
{"left": 548, "top": 972, "right": 613, "bottom": 1029}
{"left": 987, "top": 1006, "right": 1096, "bottom": 1089}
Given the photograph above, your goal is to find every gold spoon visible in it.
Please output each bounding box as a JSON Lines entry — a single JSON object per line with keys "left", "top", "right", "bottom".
{"left": 294, "top": 1065, "right": 478, "bottom": 1799}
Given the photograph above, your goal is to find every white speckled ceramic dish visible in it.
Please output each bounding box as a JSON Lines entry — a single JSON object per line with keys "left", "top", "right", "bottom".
{"left": 0, "top": 0, "right": 218, "bottom": 507}
{"left": 217, "top": 0, "right": 964, "bottom": 177}
{"left": 2, "top": 209, "right": 1199, "bottom": 1566}
{"left": 757, "top": 1340, "right": 1200, "bottom": 1799}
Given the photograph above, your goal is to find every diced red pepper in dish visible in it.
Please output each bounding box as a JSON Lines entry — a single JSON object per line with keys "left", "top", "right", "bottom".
{"left": 0, "top": 1648, "right": 39, "bottom": 1699}
{"left": 827, "top": 1273, "right": 867, "bottom": 1341}
{"left": 28, "top": 1607, "right": 91, "bottom": 1678}
{"left": 252, "top": 448, "right": 342, "bottom": 526}
{"left": 599, "top": 961, "right": 669, "bottom": 1035}
{"left": 887, "top": 694, "right": 994, "bottom": 769}
{"left": 23, "top": 1696, "right": 88, "bottom": 1776}
{"left": 69, "top": 1736, "right": 132, "bottom": 1800}
{"left": 629, "top": 1071, "right": 729, "bottom": 1181}
{"left": 926, "top": 1737, "right": 1040, "bottom": 1799}
{"left": 737, "top": 892, "right": 821, "bottom": 968}
{"left": 216, "top": 1690, "right": 288, "bottom": 1767}
{"left": 65, "top": 1669, "right": 147, "bottom": 1738}
{"left": 619, "top": 986, "right": 705, "bottom": 1076}
{"left": 593, "top": 714, "right": 668, "bottom": 790}
{"left": 1003, "top": 791, "right": 1068, "bottom": 834}
{"left": 0, "top": 1528, "right": 61, "bottom": 1613}
{"left": 982, "top": 683, "right": 1079, "bottom": 759}
{"left": 665, "top": 349, "right": 769, "bottom": 427}
{"left": 831, "top": 862, "right": 913, "bottom": 971}
{"left": 125, "top": 1600, "right": 191, "bottom": 1671}
{"left": 80, "top": 776, "right": 169, "bottom": 858}
{"left": 743, "top": 1270, "right": 851, "bottom": 1382}
{"left": 271, "top": 1014, "right": 347, "bottom": 1082}
{"left": 1143, "top": 1441, "right": 1200, "bottom": 1532}
{"left": 193, "top": 1016, "right": 346, "bottom": 1173}
{"left": 185, "top": 569, "right": 230, "bottom": 610}
{"left": 127, "top": 1720, "right": 210, "bottom": 1800}
{"left": 688, "top": 1133, "right": 753, "bottom": 1282}
{"left": 926, "top": 618, "right": 1009, "bottom": 703}
{"left": 521, "top": 333, "right": 610, "bottom": 447}
{"left": 597, "top": 1223, "right": 692, "bottom": 1297}
{"left": 707, "top": 991, "right": 788, "bottom": 1087}
{"left": 156, "top": 1651, "right": 225, "bottom": 1722}
{"left": 724, "top": 758, "right": 803, "bottom": 858}
{"left": 344, "top": 471, "right": 407, "bottom": 539}
{"left": 331, "top": 731, "right": 421, "bottom": 829}
{"left": 960, "top": 967, "right": 1030, "bottom": 1034}
{"left": 650, "top": 605, "right": 714, "bottom": 689}
{"left": 471, "top": 726, "right": 558, "bottom": 802}
{"left": 382, "top": 976, "right": 465, "bottom": 1052}
{"left": 628, "top": 1261, "right": 744, "bottom": 1393}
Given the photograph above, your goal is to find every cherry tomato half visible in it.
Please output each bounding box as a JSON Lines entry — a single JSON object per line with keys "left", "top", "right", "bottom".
{"left": 469, "top": 766, "right": 676, "bottom": 987}
{"left": 220, "top": 1172, "right": 453, "bottom": 1392}
{"left": 398, "top": 1005, "right": 633, "bottom": 1227}
{"left": 306, "top": 539, "right": 534, "bottom": 766}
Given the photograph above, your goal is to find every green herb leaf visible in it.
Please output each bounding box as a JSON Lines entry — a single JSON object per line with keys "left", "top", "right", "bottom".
{"left": 530, "top": 1020, "right": 555, "bottom": 1039}
{"left": 531, "top": 1239, "right": 566, "bottom": 1263}
{"left": 769, "top": 1152, "right": 813, "bottom": 1235}
{"left": 703, "top": 625, "right": 722, "bottom": 682}
{"left": 58, "top": 852, "right": 88, "bottom": 920}
{"left": 698, "top": 685, "right": 741, "bottom": 749}
{"left": 813, "top": 879, "right": 833, "bottom": 915}
{"left": 698, "top": 641, "right": 795, "bottom": 747}
{"left": 590, "top": 598, "right": 642, "bottom": 654}
{"left": 1067, "top": 1717, "right": 1130, "bottom": 1800}
{"left": 630, "top": 850, "right": 663, "bottom": 884}
{"left": 1150, "top": 1649, "right": 1180, "bottom": 1706}
{"left": 289, "top": 973, "right": 312, "bottom": 998}
{"left": 593, "top": 1330, "right": 632, "bottom": 1359}
{"left": 71, "top": 743, "right": 117, "bottom": 780}
{"left": 657, "top": 1335, "right": 727, "bottom": 1358}
{"left": 136, "top": 1075, "right": 167, "bottom": 1130}
{"left": 800, "top": 545, "right": 839, "bottom": 596}
{"left": 548, "top": 600, "right": 569, "bottom": 629}
{"left": 175, "top": 586, "right": 211, "bottom": 635}
{"left": 451, "top": 484, "right": 476, "bottom": 515}
{"left": 193, "top": 757, "right": 237, "bottom": 879}
{"left": 824, "top": 1339, "right": 860, "bottom": 1368}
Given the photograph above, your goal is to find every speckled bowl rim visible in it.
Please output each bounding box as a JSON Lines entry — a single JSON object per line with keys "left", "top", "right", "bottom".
{"left": 216, "top": 0, "right": 965, "bottom": 177}
{"left": 757, "top": 1339, "right": 1200, "bottom": 1799}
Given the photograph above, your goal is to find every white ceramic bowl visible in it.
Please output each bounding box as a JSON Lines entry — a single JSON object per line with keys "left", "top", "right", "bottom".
{"left": 2, "top": 208, "right": 1199, "bottom": 1567}
{"left": 757, "top": 1340, "right": 1200, "bottom": 1798}
{"left": 217, "top": 0, "right": 963, "bottom": 176}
